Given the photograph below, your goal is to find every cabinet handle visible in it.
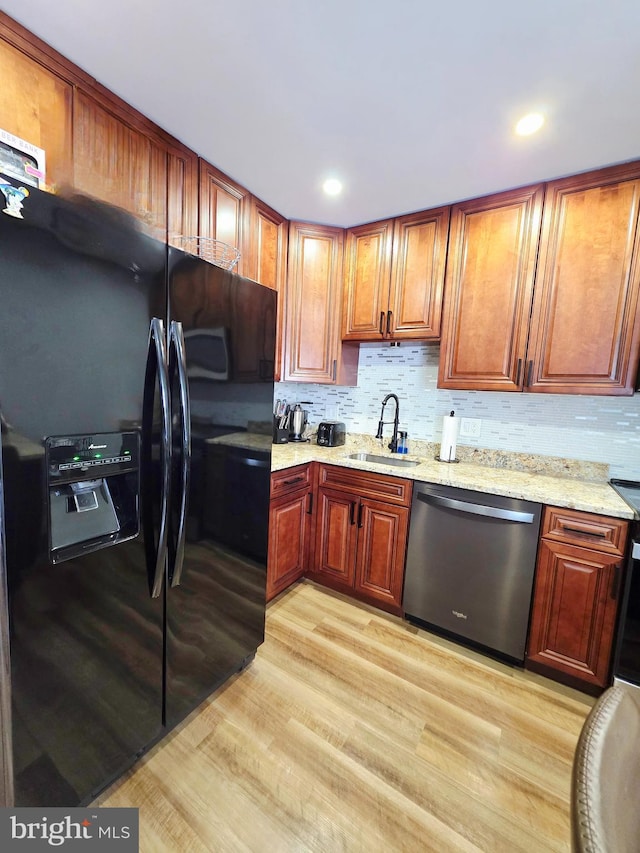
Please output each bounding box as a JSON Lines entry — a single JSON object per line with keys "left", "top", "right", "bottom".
{"left": 350, "top": 501, "right": 356, "bottom": 525}
{"left": 561, "top": 525, "right": 607, "bottom": 539}
{"left": 379, "top": 312, "right": 385, "bottom": 335}
{"left": 283, "top": 476, "right": 304, "bottom": 486}
{"left": 515, "top": 358, "right": 522, "bottom": 386}
{"left": 386, "top": 310, "right": 393, "bottom": 336}
{"left": 526, "top": 360, "right": 533, "bottom": 387}
{"left": 332, "top": 359, "right": 337, "bottom": 381}
{"left": 611, "top": 563, "right": 621, "bottom": 600}
{"left": 357, "top": 502, "right": 364, "bottom": 528}
{"left": 307, "top": 492, "right": 313, "bottom": 515}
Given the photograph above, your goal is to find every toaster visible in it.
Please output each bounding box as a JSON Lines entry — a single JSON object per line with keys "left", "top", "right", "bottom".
{"left": 316, "top": 420, "right": 346, "bottom": 447}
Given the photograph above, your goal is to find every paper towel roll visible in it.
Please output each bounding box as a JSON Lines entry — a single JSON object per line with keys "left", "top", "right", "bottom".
{"left": 439, "top": 411, "right": 459, "bottom": 462}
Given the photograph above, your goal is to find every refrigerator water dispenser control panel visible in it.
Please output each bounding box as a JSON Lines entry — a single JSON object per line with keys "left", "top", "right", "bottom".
{"left": 46, "top": 431, "right": 140, "bottom": 563}
{"left": 47, "top": 431, "right": 139, "bottom": 482}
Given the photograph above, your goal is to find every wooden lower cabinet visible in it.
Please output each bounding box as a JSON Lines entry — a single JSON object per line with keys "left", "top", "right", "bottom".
{"left": 526, "top": 506, "right": 629, "bottom": 691}
{"left": 267, "top": 465, "right": 315, "bottom": 602}
{"left": 354, "top": 498, "right": 409, "bottom": 609}
{"left": 309, "top": 465, "right": 411, "bottom": 615}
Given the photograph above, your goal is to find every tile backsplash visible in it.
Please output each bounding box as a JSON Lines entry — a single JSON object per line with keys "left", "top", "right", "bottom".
{"left": 276, "top": 343, "right": 640, "bottom": 480}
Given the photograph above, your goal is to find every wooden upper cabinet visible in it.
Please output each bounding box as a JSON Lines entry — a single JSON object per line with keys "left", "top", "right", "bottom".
{"left": 246, "top": 196, "right": 288, "bottom": 291}
{"left": 167, "top": 143, "right": 198, "bottom": 250}
{"left": 0, "top": 36, "right": 73, "bottom": 190}
{"left": 73, "top": 91, "right": 167, "bottom": 238}
{"left": 342, "top": 208, "right": 449, "bottom": 342}
{"left": 438, "top": 185, "right": 544, "bottom": 391}
{"left": 198, "top": 160, "right": 249, "bottom": 275}
{"left": 284, "top": 222, "right": 358, "bottom": 385}
{"left": 389, "top": 206, "right": 450, "bottom": 339}
{"left": 245, "top": 196, "right": 288, "bottom": 381}
{"left": 527, "top": 163, "right": 640, "bottom": 395}
{"left": 342, "top": 220, "right": 394, "bottom": 340}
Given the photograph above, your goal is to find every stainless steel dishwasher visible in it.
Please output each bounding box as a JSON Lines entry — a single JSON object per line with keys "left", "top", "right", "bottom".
{"left": 402, "top": 482, "right": 542, "bottom": 663}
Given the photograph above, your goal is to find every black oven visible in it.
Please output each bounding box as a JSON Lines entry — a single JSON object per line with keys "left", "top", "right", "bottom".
{"left": 610, "top": 480, "right": 640, "bottom": 690}
{"left": 613, "top": 528, "right": 640, "bottom": 688}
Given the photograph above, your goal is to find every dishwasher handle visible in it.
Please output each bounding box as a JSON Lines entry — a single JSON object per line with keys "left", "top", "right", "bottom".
{"left": 416, "top": 491, "right": 535, "bottom": 523}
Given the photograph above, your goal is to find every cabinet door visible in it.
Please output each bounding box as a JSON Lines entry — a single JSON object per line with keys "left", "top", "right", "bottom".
{"left": 527, "top": 164, "right": 640, "bottom": 395}
{"left": 355, "top": 499, "right": 409, "bottom": 614}
{"left": 247, "top": 197, "right": 288, "bottom": 381}
{"left": 167, "top": 143, "right": 198, "bottom": 250}
{"left": 312, "top": 487, "right": 358, "bottom": 586}
{"left": 73, "top": 91, "right": 167, "bottom": 238}
{"left": 0, "top": 37, "right": 73, "bottom": 190}
{"left": 267, "top": 487, "right": 312, "bottom": 601}
{"left": 284, "top": 222, "right": 358, "bottom": 385}
{"left": 388, "top": 206, "right": 450, "bottom": 340}
{"left": 246, "top": 196, "right": 288, "bottom": 292}
{"left": 438, "top": 185, "right": 544, "bottom": 391}
{"left": 342, "top": 220, "right": 394, "bottom": 341}
{"left": 526, "top": 539, "right": 622, "bottom": 688}
{"left": 198, "top": 160, "right": 249, "bottom": 275}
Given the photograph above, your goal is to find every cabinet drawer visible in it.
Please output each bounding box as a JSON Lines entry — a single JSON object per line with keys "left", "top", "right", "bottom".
{"left": 541, "top": 506, "right": 628, "bottom": 556}
{"left": 271, "top": 464, "right": 313, "bottom": 499}
{"left": 317, "top": 464, "right": 412, "bottom": 507}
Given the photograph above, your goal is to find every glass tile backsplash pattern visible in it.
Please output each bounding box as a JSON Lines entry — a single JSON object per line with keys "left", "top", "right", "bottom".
{"left": 276, "top": 343, "right": 640, "bottom": 480}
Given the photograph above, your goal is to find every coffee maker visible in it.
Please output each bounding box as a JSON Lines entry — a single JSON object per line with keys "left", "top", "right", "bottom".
{"left": 289, "top": 403, "right": 309, "bottom": 442}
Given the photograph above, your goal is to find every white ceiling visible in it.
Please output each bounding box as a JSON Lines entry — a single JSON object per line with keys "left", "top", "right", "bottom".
{"left": 3, "top": 0, "right": 640, "bottom": 226}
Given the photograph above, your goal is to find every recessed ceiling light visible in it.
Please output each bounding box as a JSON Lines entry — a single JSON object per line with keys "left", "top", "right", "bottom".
{"left": 322, "top": 178, "right": 343, "bottom": 196}
{"left": 515, "top": 113, "right": 545, "bottom": 136}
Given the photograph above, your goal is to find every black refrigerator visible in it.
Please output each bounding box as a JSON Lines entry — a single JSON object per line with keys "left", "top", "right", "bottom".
{"left": 0, "top": 176, "right": 276, "bottom": 806}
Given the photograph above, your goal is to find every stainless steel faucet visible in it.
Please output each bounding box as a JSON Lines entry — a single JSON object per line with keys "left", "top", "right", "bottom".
{"left": 375, "top": 393, "right": 400, "bottom": 452}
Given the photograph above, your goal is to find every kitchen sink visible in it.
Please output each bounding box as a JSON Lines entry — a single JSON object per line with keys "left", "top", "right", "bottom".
{"left": 348, "top": 452, "right": 420, "bottom": 468}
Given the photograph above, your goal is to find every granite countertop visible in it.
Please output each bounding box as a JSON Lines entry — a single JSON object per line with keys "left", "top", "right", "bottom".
{"left": 206, "top": 432, "right": 273, "bottom": 452}
{"left": 270, "top": 434, "right": 635, "bottom": 520}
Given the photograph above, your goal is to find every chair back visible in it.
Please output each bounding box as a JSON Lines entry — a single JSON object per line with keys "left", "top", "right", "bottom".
{"left": 571, "top": 683, "right": 640, "bottom": 852}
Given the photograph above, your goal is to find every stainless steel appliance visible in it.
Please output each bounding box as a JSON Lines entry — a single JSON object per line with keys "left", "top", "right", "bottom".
{"left": 403, "top": 482, "right": 542, "bottom": 662}
{"left": 289, "top": 404, "right": 308, "bottom": 441}
{"left": 316, "top": 420, "right": 346, "bottom": 447}
{"left": 610, "top": 479, "right": 640, "bottom": 693}
{"left": 0, "top": 177, "right": 276, "bottom": 806}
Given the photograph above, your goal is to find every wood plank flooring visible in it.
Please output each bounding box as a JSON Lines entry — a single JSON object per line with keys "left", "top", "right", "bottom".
{"left": 96, "top": 581, "right": 593, "bottom": 851}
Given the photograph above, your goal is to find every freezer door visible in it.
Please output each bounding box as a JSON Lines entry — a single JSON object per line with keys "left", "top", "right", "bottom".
{"left": 0, "top": 182, "right": 165, "bottom": 806}
{"left": 165, "top": 251, "right": 275, "bottom": 726}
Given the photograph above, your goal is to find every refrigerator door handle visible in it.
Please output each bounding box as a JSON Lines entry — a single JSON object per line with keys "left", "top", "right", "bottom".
{"left": 147, "top": 317, "right": 171, "bottom": 599}
{"left": 169, "top": 320, "right": 191, "bottom": 588}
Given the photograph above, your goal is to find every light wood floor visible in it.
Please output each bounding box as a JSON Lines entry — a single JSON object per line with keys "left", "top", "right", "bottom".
{"left": 97, "top": 581, "right": 594, "bottom": 852}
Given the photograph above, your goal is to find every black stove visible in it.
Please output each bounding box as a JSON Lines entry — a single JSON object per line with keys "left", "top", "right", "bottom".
{"left": 609, "top": 479, "right": 640, "bottom": 521}
{"left": 609, "top": 479, "right": 640, "bottom": 690}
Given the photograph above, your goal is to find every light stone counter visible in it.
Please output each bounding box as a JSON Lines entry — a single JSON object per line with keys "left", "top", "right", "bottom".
{"left": 206, "top": 432, "right": 272, "bottom": 452}
{"left": 270, "top": 434, "right": 634, "bottom": 520}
